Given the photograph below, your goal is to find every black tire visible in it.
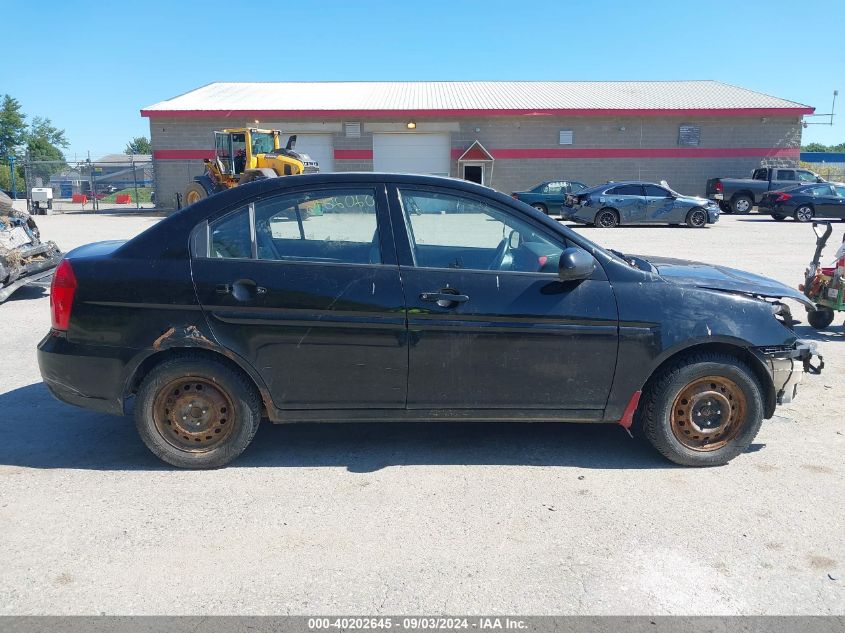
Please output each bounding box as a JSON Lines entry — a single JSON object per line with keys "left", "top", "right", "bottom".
{"left": 637, "top": 352, "right": 764, "bottom": 467}
{"left": 771, "top": 214, "right": 786, "bottom": 221}
{"left": 531, "top": 203, "right": 548, "bottom": 215}
{"left": 794, "top": 205, "right": 814, "bottom": 223}
{"left": 686, "top": 208, "right": 708, "bottom": 228}
{"left": 731, "top": 195, "right": 753, "bottom": 214}
{"left": 184, "top": 182, "right": 208, "bottom": 206}
{"left": 596, "top": 208, "right": 619, "bottom": 228}
{"left": 135, "top": 355, "right": 261, "bottom": 469}
{"left": 718, "top": 201, "right": 732, "bottom": 214}
{"left": 807, "top": 307, "right": 834, "bottom": 330}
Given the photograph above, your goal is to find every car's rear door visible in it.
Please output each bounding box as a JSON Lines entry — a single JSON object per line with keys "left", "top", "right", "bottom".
{"left": 387, "top": 184, "right": 618, "bottom": 414}
{"left": 605, "top": 184, "right": 646, "bottom": 223}
{"left": 833, "top": 185, "right": 845, "bottom": 219}
{"left": 543, "top": 181, "right": 567, "bottom": 213}
{"left": 191, "top": 184, "right": 408, "bottom": 409}
{"left": 810, "top": 184, "right": 840, "bottom": 217}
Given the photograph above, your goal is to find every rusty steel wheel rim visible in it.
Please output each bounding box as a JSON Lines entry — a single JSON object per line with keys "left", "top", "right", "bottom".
{"left": 186, "top": 190, "right": 202, "bottom": 205}
{"left": 670, "top": 376, "right": 747, "bottom": 451}
{"left": 153, "top": 376, "right": 235, "bottom": 452}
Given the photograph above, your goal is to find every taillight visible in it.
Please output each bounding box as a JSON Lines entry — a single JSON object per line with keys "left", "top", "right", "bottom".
{"left": 50, "top": 259, "right": 77, "bottom": 331}
{"left": 511, "top": 193, "right": 519, "bottom": 199}
{"left": 715, "top": 181, "right": 723, "bottom": 193}
{"left": 776, "top": 193, "right": 792, "bottom": 202}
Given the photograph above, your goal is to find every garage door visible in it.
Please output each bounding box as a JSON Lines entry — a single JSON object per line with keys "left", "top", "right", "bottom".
{"left": 373, "top": 133, "right": 450, "bottom": 176}
{"left": 291, "top": 134, "right": 334, "bottom": 172}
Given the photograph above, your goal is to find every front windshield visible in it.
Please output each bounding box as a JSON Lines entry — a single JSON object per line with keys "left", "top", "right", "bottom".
{"left": 251, "top": 132, "right": 275, "bottom": 154}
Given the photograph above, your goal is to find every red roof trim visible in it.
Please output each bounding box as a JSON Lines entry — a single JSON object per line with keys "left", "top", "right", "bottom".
{"left": 334, "top": 149, "right": 373, "bottom": 160}
{"left": 142, "top": 107, "right": 814, "bottom": 119}
{"left": 457, "top": 141, "right": 495, "bottom": 161}
{"left": 153, "top": 149, "right": 214, "bottom": 160}
{"left": 155, "top": 147, "right": 800, "bottom": 161}
{"left": 478, "top": 147, "right": 801, "bottom": 159}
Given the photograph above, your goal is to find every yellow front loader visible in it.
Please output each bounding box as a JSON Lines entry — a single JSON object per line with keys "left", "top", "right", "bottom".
{"left": 183, "top": 128, "right": 320, "bottom": 205}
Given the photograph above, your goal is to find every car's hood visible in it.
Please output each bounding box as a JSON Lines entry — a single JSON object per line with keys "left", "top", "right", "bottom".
{"left": 637, "top": 255, "right": 813, "bottom": 308}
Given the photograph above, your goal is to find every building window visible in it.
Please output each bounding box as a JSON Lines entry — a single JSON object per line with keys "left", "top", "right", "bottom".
{"left": 559, "top": 130, "right": 573, "bottom": 145}
{"left": 344, "top": 122, "right": 361, "bottom": 138}
{"left": 678, "top": 124, "right": 701, "bottom": 146}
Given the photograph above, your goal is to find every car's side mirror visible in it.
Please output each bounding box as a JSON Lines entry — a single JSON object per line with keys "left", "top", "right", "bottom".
{"left": 558, "top": 247, "right": 595, "bottom": 282}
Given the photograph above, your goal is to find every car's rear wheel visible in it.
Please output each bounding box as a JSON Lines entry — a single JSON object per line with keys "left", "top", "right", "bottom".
{"left": 807, "top": 307, "right": 834, "bottom": 330}
{"left": 794, "top": 205, "right": 814, "bottom": 222}
{"left": 771, "top": 214, "right": 786, "bottom": 221}
{"left": 686, "top": 208, "right": 708, "bottom": 228}
{"left": 637, "top": 352, "right": 764, "bottom": 466}
{"left": 531, "top": 203, "right": 548, "bottom": 215}
{"left": 596, "top": 208, "right": 619, "bottom": 228}
{"left": 731, "top": 195, "right": 753, "bottom": 214}
{"left": 135, "top": 356, "right": 261, "bottom": 469}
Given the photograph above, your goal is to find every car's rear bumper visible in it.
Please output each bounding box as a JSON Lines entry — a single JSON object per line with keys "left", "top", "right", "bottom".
{"left": 37, "top": 330, "right": 139, "bottom": 416}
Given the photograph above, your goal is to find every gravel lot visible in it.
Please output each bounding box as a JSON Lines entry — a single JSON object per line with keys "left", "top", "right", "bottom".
{"left": 1, "top": 210, "right": 843, "bottom": 615}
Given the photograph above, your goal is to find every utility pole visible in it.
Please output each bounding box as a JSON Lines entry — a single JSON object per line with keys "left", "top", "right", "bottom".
{"left": 130, "top": 152, "right": 140, "bottom": 210}
{"left": 8, "top": 155, "right": 16, "bottom": 200}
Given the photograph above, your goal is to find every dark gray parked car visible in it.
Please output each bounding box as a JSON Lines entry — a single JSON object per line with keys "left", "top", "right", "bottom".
{"left": 567, "top": 182, "right": 720, "bottom": 228}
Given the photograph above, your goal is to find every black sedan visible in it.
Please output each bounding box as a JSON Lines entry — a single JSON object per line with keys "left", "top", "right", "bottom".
{"left": 38, "top": 173, "right": 820, "bottom": 469}
{"left": 759, "top": 182, "right": 845, "bottom": 222}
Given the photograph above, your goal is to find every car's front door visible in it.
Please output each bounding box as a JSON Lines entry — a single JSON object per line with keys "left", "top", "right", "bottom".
{"left": 643, "top": 184, "right": 679, "bottom": 223}
{"left": 388, "top": 185, "right": 618, "bottom": 414}
{"left": 191, "top": 185, "right": 408, "bottom": 409}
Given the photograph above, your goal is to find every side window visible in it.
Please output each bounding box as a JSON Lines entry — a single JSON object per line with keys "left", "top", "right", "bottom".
{"left": 570, "top": 182, "right": 587, "bottom": 192}
{"left": 796, "top": 170, "right": 818, "bottom": 182}
{"left": 809, "top": 185, "right": 833, "bottom": 196}
{"left": 210, "top": 206, "right": 252, "bottom": 259}
{"left": 752, "top": 169, "right": 767, "bottom": 181}
{"left": 778, "top": 169, "right": 796, "bottom": 181}
{"left": 643, "top": 185, "right": 670, "bottom": 197}
{"left": 545, "top": 181, "right": 565, "bottom": 194}
{"left": 835, "top": 186, "right": 845, "bottom": 197}
{"left": 254, "top": 189, "right": 380, "bottom": 265}
{"left": 607, "top": 184, "right": 643, "bottom": 196}
{"left": 399, "top": 190, "right": 565, "bottom": 274}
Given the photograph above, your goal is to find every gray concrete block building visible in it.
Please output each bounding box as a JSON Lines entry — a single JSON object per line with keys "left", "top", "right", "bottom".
{"left": 141, "top": 81, "right": 813, "bottom": 208}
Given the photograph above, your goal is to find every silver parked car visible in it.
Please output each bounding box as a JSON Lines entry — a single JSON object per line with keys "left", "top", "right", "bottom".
{"left": 567, "top": 181, "right": 720, "bottom": 228}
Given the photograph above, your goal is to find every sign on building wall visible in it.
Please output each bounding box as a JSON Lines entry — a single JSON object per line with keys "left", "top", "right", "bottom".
{"left": 678, "top": 124, "right": 701, "bottom": 146}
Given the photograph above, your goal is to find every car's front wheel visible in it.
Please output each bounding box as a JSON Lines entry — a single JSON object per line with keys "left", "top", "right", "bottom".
{"left": 686, "top": 208, "right": 708, "bottom": 228}
{"left": 135, "top": 355, "right": 261, "bottom": 469}
{"left": 531, "top": 203, "right": 548, "bottom": 215}
{"left": 807, "top": 307, "right": 834, "bottom": 330}
{"left": 638, "top": 352, "right": 764, "bottom": 466}
{"left": 771, "top": 214, "right": 786, "bottom": 221}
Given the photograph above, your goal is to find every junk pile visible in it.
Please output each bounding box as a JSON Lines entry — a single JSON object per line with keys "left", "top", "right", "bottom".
{"left": 0, "top": 191, "right": 62, "bottom": 303}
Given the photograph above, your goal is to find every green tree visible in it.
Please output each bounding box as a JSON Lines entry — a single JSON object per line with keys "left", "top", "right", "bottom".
{"left": 0, "top": 163, "right": 19, "bottom": 191}
{"left": 0, "top": 95, "right": 27, "bottom": 159}
{"left": 26, "top": 116, "right": 68, "bottom": 185}
{"left": 125, "top": 136, "right": 152, "bottom": 155}
{"left": 801, "top": 142, "right": 845, "bottom": 152}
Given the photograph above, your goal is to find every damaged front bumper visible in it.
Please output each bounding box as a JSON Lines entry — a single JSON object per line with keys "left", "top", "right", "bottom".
{"left": 757, "top": 340, "right": 823, "bottom": 406}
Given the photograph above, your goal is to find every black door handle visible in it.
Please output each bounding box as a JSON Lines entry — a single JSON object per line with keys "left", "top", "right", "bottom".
{"left": 218, "top": 279, "right": 266, "bottom": 302}
{"left": 420, "top": 290, "right": 469, "bottom": 308}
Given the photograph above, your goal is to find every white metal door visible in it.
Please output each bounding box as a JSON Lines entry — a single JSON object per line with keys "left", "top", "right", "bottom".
{"left": 292, "top": 134, "right": 334, "bottom": 172}
{"left": 372, "top": 133, "right": 450, "bottom": 176}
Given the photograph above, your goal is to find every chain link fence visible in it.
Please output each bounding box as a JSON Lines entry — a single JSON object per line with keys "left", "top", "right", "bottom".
{"left": 3, "top": 155, "right": 155, "bottom": 215}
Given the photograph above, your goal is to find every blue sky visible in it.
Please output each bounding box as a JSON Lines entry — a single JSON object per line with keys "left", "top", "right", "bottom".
{"left": 2, "top": 0, "right": 843, "bottom": 159}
